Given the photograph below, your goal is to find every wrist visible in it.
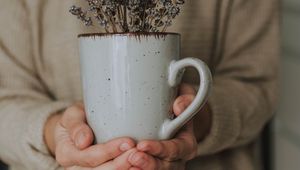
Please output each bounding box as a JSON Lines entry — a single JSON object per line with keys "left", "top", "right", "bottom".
{"left": 44, "top": 112, "right": 62, "bottom": 156}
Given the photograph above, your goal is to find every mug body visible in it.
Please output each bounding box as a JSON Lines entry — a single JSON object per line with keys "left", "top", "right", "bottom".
{"left": 79, "top": 33, "right": 181, "bottom": 143}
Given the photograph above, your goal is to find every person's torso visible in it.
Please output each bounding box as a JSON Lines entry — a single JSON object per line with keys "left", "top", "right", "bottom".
{"left": 24, "top": 1, "right": 257, "bottom": 170}
{"left": 31, "top": 0, "right": 217, "bottom": 101}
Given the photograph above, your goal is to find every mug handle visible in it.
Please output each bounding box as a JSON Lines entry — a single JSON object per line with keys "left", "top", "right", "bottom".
{"left": 159, "top": 58, "right": 212, "bottom": 140}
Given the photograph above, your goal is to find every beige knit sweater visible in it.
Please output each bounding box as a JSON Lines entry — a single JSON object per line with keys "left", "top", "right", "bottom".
{"left": 0, "top": 0, "right": 279, "bottom": 170}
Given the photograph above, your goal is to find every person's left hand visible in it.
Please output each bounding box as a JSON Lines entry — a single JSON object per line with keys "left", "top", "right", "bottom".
{"left": 127, "top": 84, "right": 199, "bottom": 170}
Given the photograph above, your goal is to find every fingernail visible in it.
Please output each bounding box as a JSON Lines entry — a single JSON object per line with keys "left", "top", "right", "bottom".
{"left": 120, "top": 143, "right": 131, "bottom": 151}
{"left": 75, "top": 132, "right": 86, "bottom": 147}
{"left": 137, "top": 143, "right": 148, "bottom": 151}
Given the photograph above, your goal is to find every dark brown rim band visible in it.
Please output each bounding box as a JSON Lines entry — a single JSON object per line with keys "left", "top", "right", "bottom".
{"left": 78, "top": 32, "right": 180, "bottom": 38}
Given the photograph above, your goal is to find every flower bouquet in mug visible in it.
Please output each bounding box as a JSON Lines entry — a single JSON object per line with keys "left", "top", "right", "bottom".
{"left": 70, "top": 0, "right": 212, "bottom": 143}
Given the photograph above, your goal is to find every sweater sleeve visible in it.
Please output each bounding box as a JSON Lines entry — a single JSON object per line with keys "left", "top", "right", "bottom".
{"left": 0, "top": 1, "right": 71, "bottom": 169}
{"left": 196, "top": 0, "right": 280, "bottom": 155}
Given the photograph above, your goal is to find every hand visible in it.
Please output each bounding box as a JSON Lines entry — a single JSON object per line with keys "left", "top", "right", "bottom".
{"left": 128, "top": 123, "right": 196, "bottom": 170}
{"left": 128, "top": 84, "right": 211, "bottom": 170}
{"left": 44, "top": 103, "right": 136, "bottom": 169}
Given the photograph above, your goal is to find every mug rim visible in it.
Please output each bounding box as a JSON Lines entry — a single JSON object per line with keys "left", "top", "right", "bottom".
{"left": 78, "top": 32, "right": 180, "bottom": 38}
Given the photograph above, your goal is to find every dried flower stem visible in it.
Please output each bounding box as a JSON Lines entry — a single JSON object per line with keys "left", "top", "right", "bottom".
{"left": 70, "top": 0, "right": 185, "bottom": 33}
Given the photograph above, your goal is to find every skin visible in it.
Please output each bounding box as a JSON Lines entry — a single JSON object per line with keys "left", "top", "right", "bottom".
{"left": 44, "top": 84, "right": 211, "bottom": 169}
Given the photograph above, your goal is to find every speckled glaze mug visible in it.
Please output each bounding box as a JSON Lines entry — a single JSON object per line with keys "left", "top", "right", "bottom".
{"left": 78, "top": 33, "right": 212, "bottom": 143}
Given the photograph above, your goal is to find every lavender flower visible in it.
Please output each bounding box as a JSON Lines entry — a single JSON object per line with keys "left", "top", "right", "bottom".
{"left": 69, "top": 5, "right": 93, "bottom": 26}
{"left": 69, "top": 0, "right": 185, "bottom": 33}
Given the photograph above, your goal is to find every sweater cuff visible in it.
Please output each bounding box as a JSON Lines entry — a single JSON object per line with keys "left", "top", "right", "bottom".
{"left": 196, "top": 85, "right": 241, "bottom": 156}
{"left": 25, "top": 101, "right": 72, "bottom": 168}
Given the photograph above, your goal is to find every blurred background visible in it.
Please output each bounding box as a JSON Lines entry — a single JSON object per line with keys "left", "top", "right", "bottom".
{"left": 272, "top": 0, "right": 300, "bottom": 169}
{"left": 0, "top": 0, "right": 299, "bottom": 170}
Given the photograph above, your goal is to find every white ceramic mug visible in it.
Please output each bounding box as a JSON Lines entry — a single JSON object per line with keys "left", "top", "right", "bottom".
{"left": 79, "top": 33, "right": 212, "bottom": 143}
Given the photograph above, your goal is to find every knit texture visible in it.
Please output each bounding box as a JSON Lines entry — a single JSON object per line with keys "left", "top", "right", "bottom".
{"left": 0, "top": 0, "right": 280, "bottom": 169}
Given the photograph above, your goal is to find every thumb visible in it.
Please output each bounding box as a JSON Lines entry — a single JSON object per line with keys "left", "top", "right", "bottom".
{"left": 71, "top": 123, "right": 94, "bottom": 150}
{"left": 61, "top": 104, "right": 94, "bottom": 150}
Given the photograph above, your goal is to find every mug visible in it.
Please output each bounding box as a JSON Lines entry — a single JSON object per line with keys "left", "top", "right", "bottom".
{"left": 78, "top": 33, "right": 212, "bottom": 143}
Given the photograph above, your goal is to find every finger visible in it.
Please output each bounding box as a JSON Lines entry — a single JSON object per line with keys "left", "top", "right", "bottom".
{"left": 96, "top": 148, "right": 138, "bottom": 170}
{"left": 179, "top": 83, "right": 196, "bottom": 95}
{"left": 175, "top": 83, "right": 196, "bottom": 115}
{"left": 77, "top": 137, "right": 135, "bottom": 167}
{"left": 128, "top": 151, "right": 157, "bottom": 170}
{"left": 173, "top": 94, "right": 195, "bottom": 116}
{"left": 56, "top": 137, "right": 135, "bottom": 167}
{"left": 62, "top": 103, "right": 86, "bottom": 129}
{"left": 60, "top": 104, "right": 94, "bottom": 149}
{"left": 72, "top": 123, "right": 94, "bottom": 150}
{"left": 137, "top": 137, "right": 197, "bottom": 161}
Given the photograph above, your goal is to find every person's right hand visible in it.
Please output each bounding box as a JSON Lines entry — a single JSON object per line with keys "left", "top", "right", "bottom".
{"left": 44, "top": 103, "right": 137, "bottom": 169}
